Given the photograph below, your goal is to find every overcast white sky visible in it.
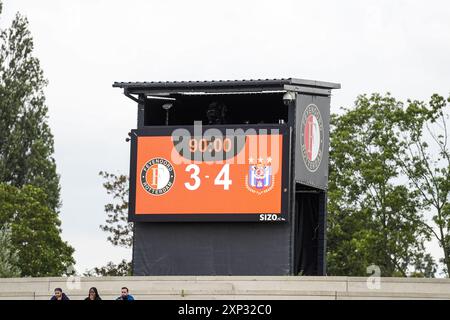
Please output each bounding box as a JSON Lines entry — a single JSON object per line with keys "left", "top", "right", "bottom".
{"left": 1, "top": 0, "right": 449, "bottom": 274}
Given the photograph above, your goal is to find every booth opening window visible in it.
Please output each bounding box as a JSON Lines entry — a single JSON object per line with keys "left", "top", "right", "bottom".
{"left": 143, "top": 93, "right": 288, "bottom": 126}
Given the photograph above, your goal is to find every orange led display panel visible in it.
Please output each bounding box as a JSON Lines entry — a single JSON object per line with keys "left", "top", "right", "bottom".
{"left": 128, "top": 125, "right": 290, "bottom": 222}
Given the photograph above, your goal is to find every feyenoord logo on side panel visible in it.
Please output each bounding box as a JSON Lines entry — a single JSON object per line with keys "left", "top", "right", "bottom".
{"left": 300, "top": 104, "right": 324, "bottom": 172}
{"left": 141, "top": 158, "right": 175, "bottom": 195}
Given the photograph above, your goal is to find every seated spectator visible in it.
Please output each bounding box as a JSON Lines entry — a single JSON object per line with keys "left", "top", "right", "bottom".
{"left": 116, "top": 287, "right": 134, "bottom": 300}
{"left": 85, "top": 287, "right": 102, "bottom": 300}
{"left": 50, "top": 288, "right": 70, "bottom": 300}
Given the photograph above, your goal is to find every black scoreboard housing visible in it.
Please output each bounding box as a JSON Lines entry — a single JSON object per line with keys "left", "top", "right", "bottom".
{"left": 113, "top": 78, "right": 340, "bottom": 276}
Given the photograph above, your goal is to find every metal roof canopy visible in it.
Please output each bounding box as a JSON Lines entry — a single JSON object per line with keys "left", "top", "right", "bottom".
{"left": 113, "top": 78, "right": 341, "bottom": 100}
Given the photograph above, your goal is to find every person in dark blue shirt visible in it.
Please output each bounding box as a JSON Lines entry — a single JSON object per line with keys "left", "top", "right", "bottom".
{"left": 116, "top": 287, "right": 134, "bottom": 300}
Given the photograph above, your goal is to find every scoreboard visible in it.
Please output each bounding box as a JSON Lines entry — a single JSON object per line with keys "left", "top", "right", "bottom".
{"left": 129, "top": 124, "right": 291, "bottom": 222}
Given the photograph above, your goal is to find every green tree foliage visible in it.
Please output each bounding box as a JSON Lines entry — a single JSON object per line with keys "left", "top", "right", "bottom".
{"left": 90, "top": 171, "right": 132, "bottom": 276}
{"left": 99, "top": 171, "right": 132, "bottom": 248}
{"left": 0, "top": 224, "right": 21, "bottom": 277}
{"left": 327, "top": 93, "right": 435, "bottom": 277}
{"left": 0, "top": 184, "right": 74, "bottom": 276}
{"left": 0, "top": 3, "right": 75, "bottom": 276}
{"left": 83, "top": 259, "right": 132, "bottom": 277}
{"left": 0, "top": 4, "right": 60, "bottom": 211}
{"left": 396, "top": 94, "right": 449, "bottom": 276}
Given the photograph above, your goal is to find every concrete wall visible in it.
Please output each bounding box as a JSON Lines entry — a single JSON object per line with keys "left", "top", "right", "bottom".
{"left": 0, "top": 276, "right": 449, "bottom": 300}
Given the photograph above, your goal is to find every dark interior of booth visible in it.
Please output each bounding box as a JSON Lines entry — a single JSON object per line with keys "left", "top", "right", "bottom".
{"left": 143, "top": 92, "right": 288, "bottom": 126}
{"left": 294, "top": 183, "right": 322, "bottom": 275}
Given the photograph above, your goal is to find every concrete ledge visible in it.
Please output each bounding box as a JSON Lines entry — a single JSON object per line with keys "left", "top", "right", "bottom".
{"left": 0, "top": 276, "right": 449, "bottom": 300}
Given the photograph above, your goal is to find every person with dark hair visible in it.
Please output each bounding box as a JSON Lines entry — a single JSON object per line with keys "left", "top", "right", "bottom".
{"left": 206, "top": 101, "right": 228, "bottom": 125}
{"left": 116, "top": 287, "right": 135, "bottom": 300}
{"left": 85, "top": 287, "right": 102, "bottom": 300}
{"left": 50, "top": 288, "right": 70, "bottom": 300}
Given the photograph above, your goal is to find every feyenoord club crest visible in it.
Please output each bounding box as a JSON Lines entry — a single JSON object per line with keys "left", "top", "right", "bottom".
{"left": 141, "top": 158, "right": 175, "bottom": 196}
{"left": 300, "top": 104, "right": 324, "bottom": 172}
{"left": 245, "top": 157, "right": 274, "bottom": 195}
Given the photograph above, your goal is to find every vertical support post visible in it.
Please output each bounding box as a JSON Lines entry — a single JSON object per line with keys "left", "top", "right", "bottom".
{"left": 131, "top": 94, "right": 145, "bottom": 276}
{"left": 317, "top": 190, "right": 327, "bottom": 275}
{"left": 137, "top": 94, "right": 145, "bottom": 128}
{"left": 287, "top": 94, "right": 297, "bottom": 275}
